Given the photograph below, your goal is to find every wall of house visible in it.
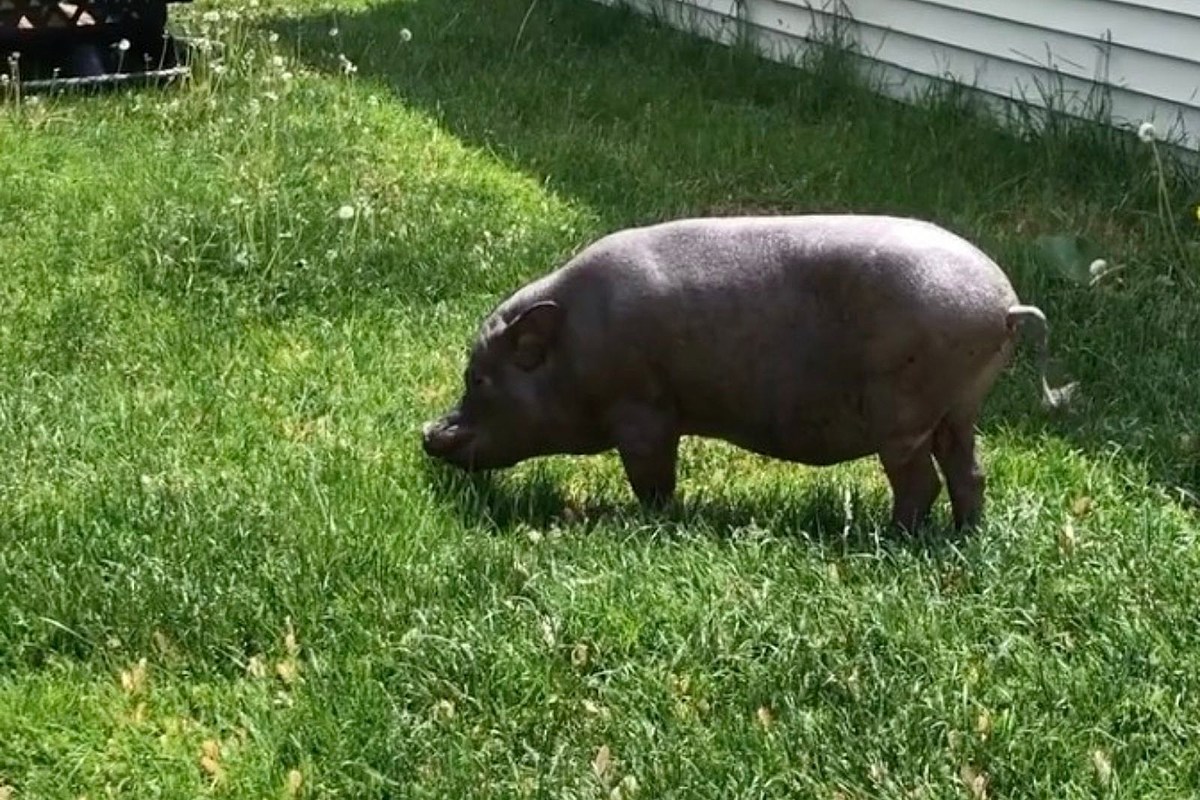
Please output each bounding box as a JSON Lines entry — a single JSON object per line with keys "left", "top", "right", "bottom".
{"left": 592, "top": 0, "right": 1200, "bottom": 149}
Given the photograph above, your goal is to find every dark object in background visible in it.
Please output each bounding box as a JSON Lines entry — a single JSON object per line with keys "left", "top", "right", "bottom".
{"left": 0, "top": 0, "right": 192, "bottom": 90}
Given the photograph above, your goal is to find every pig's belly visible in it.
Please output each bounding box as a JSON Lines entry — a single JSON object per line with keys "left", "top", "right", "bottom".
{"left": 677, "top": 358, "right": 956, "bottom": 466}
{"left": 700, "top": 410, "right": 877, "bottom": 466}
{"left": 724, "top": 427, "right": 875, "bottom": 466}
{"left": 681, "top": 384, "right": 882, "bottom": 466}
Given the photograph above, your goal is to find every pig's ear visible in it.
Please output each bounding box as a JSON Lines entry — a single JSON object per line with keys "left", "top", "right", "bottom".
{"left": 506, "top": 301, "right": 563, "bottom": 370}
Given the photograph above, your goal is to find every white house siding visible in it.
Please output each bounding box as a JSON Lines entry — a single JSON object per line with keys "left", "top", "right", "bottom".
{"left": 592, "top": 0, "right": 1200, "bottom": 150}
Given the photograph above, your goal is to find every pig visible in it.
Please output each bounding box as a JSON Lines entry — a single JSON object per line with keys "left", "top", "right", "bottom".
{"left": 421, "top": 214, "right": 1076, "bottom": 531}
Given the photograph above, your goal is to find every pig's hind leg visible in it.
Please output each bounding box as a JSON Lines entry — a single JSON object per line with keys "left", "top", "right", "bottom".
{"left": 931, "top": 409, "right": 984, "bottom": 531}
{"left": 879, "top": 436, "right": 942, "bottom": 532}
{"left": 931, "top": 348, "right": 1008, "bottom": 530}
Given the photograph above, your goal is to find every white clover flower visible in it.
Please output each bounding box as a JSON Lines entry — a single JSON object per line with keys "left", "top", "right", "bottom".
{"left": 281, "top": 71, "right": 293, "bottom": 81}
{"left": 116, "top": 38, "right": 131, "bottom": 52}
{"left": 1137, "top": 121, "right": 1156, "bottom": 143}
{"left": 338, "top": 53, "right": 357, "bottom": 75}
{"left": 269, "top": 31, "right": 280, "bottom": 43}
{"left": 329, "top": 26, "right": 339, "bottom": 37}
{"left": 272, "top": 55, "right": 285, "bottom": 68}
{"left": 0, "top": 75, "right": 9, "bottom": 86}
{"left": 202, "top": 10, "right": 220, "bottom": 23}
{"left": 399, "top": 28, "right": 412, "bottom": 42}
{"left": 337, "top": 205, "right": 355, "bottom": 220}
{"left": 211, "top": 63, "right": 226, "bottom": 75}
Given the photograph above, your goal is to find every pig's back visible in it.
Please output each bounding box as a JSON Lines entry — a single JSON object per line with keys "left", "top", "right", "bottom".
{"left": 562, "top": 215, "right": 1019, "bottom": 464}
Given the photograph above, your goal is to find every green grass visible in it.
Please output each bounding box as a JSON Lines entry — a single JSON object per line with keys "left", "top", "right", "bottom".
{"left": 3, "top": 0, "right": 1200, "bottom": 796}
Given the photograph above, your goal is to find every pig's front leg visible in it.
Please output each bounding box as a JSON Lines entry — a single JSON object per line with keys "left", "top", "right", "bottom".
{"left": 609, "top": 402, "right": 680, "bottom": 509}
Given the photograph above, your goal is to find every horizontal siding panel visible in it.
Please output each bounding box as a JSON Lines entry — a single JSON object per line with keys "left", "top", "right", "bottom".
{"left": 1103, "top": 0, "right": 1200, "bottom": 19}
{"left": 676, "top": 0, "right": 738, "bottom": 16}
{"left": 880, "top": 0, "right": 1200, "bottom": 63}
{"left": 759, "top": 0, "right": 1200, "bottom": 108}
{"left": 845, "top": 23, "right": 1200, "bottom": 139}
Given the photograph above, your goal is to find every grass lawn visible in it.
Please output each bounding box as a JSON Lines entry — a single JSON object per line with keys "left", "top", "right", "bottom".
{"left": 3, "top": 0, "right": 1200, "bottom": 796}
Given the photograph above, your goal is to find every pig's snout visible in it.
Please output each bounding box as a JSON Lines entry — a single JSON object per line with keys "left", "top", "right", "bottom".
{"left": 421, "top": 413, "right": 473, "bottom": 462}
{"left": 421, "top": 419, "right": 461, "bottom": 456}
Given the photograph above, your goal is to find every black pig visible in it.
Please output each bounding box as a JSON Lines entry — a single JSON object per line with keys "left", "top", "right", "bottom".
{"left": 422, "top": 215, "right": 1075, "bottom": 530}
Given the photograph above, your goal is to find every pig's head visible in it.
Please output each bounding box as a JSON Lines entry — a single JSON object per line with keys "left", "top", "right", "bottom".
{"left": 422, "top": 300, "right": 578, "bottom": 472}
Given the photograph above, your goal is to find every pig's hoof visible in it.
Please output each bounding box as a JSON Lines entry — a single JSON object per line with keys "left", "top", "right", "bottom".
{"left": 636, "top": 492, "right": 677, "bottom": 515}
{"left": 889, "top": 521, "right": 924, "bottom": 537}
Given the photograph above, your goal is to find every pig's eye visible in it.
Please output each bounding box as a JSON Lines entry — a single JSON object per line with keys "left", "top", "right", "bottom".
{"left": 470, "top": 372, "right": 494, "bottom": 391}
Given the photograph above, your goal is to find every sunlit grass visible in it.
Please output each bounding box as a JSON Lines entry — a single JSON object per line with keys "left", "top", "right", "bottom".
{"left": 2, "top": 0, "right": 1200, "bottom": 796}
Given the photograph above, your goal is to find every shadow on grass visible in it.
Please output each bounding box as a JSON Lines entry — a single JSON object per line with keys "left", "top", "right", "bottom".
{"left": 273, "top": 0, "right": 1165, "bottom": 226}
{"left": 273, "top": 0, "right": 1200, "bottom": 510}
{"left": 418, "top": 455, "right": 976, "bottom": 557}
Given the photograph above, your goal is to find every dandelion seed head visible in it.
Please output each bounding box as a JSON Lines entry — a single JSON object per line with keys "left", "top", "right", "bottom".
{"left": 272, "top": 55, "right": 285, "bottom": 68}
{"left": 116, "top": 38, "right": 131, "bottom": 52}
{"left": 269, "top": 31, "right": 280, "bottom": 43}
{"left": 1092, "top": 749, "right": 1113, "bottom": 785}
{"left": 337, "top": 204, "right": 355, "bottom": 220}
{"left": 329, "top": 26, "right": 339, "bottom": 37}
{"left": 1088, "top": 258, "right": 1108, "bottom": 277}
{"left": 1138, "top": 121, "right": 1156, "bottom": 143}
{"left": 202, "top": 10, "right": 220, "bottom": 23}
{"left": 399, "top": 28, "right": 412, "bottom": 42}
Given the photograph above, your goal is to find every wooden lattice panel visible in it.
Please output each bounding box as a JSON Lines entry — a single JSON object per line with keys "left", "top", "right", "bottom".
{"left": 0, "top": 1, "right": 117, "bottom": 31}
